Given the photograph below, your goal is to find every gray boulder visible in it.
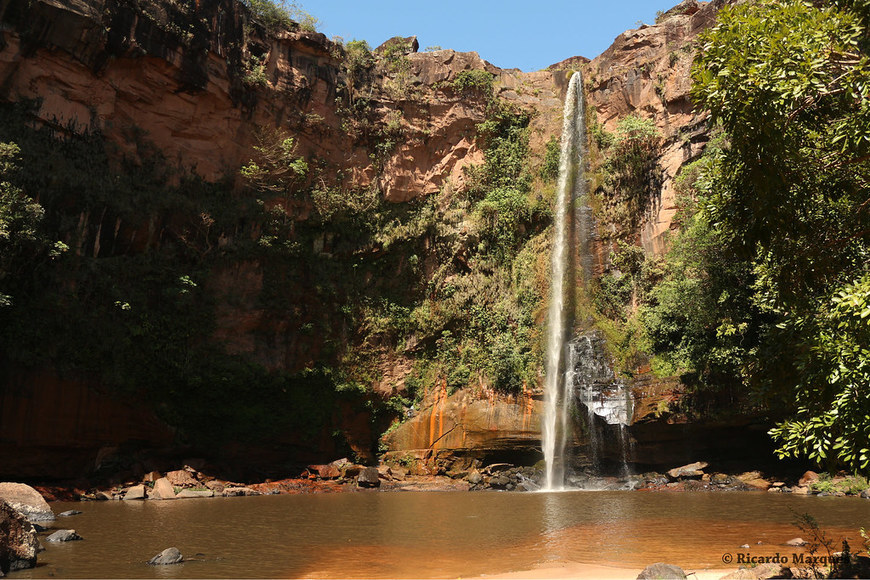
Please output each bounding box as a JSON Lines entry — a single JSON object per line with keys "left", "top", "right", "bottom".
{"left": 58, "top": 510, "right": 82, "bottom": 517}
{"left": 357, "top": 467, "right": 380, "bottom": 488}
{"left": 45, "top": 529, "right": 82, "bottom": 542}
{"left": 0, "top": 483, "right": 54, "bottom": 522}
{"left": 148, "top": 547, "right": 183, "bottom": 565}
{"left": 637, "top": 563, "right": 687, "bottom": 579}
{"left": 467, "top": 470, "right": 483, "bottom": 485}
{"left": 0, "top": 500, "right": 39, "bottom": 573}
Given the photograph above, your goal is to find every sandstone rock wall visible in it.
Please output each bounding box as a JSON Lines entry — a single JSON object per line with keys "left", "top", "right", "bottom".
{"left": 585, "top": 0, "right": 730, "bottom": 255}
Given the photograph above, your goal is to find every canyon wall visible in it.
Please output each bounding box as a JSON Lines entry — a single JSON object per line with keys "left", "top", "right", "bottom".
{"left": 0, "top": 0, "right": 736, "bottom": 478}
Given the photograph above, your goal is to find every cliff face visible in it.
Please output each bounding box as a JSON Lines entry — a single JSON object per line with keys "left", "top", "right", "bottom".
{"left": 0, "top": 0, "right": 732, "bottom": 478}
{"left": 585, "top": 0, "right": 728, "bottom": 255}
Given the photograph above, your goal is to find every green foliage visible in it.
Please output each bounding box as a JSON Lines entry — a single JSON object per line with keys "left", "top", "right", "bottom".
{"left": 452, "top": 69, "right": 495, "bottom": 98}
{"left": 241, "top": 129, "right": 308, "bottom": 195}
{"left": 639, "top": 0, "right": 870, "bottom": 467}
{"left": 597, "top": 115, "right": 663, "bottom": 238}
{"left": 242, "top": 55, "right": 268, "bottom": 87}
{"left": 340, "top": 39, "right": 374, "bottom": 105}
{"left": 539, "top": 135, "right": 560, "bottom": 182}
{"left": 243, "top": 0, "right": 319, "bottom": 32}
{"left": 809, "top": 473, "right": 870, "bottom": 495}
{"left": 0, "top": 141, "right": 65, "bottom": 308}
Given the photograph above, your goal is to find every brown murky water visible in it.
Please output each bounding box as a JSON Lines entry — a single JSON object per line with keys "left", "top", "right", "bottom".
{"left": 12, "top": 491, "right": 870, "bottom": 578}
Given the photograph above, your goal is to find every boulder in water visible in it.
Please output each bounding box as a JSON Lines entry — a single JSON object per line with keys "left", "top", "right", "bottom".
{"left": 0, "top": 500, "right": 39, "bottom": 573}
{"left": 637, "top": 563, "right": 686, "bottom": 579}
{"left": 148, "top": 547, "right": 183, "bottom": 565}
{"left": 58, "top": 510, "right": 82, "bottom": 517}
{"left": 357, "top": 467, "right": 380, "bottom": 488}
{"left": 786, "top": 537, "right": 806, "bottom": 547}
{"left": 46, "top": 529, "right": 82, "bottom": 542}
{"left": 0, "top": 483, "right": 54, "bottom": 522}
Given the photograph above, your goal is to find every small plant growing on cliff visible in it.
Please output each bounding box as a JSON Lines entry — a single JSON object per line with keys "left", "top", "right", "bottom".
{"left": 242, "top": 55, "right": 268, "bottom": 87}
{"left": 341, "top": 40, "right": 374, "bottom": 105}
{"left": 452, "top": 69, "right": 495, "bottom": 98}
{"left": 241, "top": 129, "right": 308, "bottom": 196}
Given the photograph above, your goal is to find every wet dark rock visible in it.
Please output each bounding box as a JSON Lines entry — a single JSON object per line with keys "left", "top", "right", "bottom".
{"left": 46, "top": 529, "right": 82, "bottom": 542}
{"left": 148, "top": 547, "right": 183, "bottom": 565}
{"left": 357, "top": 467, "right": 380, "bottom": 488}
{"left": 637, "top": 563, "right": 686, "bottom": 579}
{"left": 0, "top": 500, "right": 39, "bottom": 572}
{"left": 489, "top": 476, "right": 510, "bottom": 489}
{"left": 711, "top": 473, "right": 732, "bottom": 485}
{"left": 58, "top": 510, "right": 82, "bottom": 517}
{"left": 484, "top": 463, "right": 514, "bottom": 474}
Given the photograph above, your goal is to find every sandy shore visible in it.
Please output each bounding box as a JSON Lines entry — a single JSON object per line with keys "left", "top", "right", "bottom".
{"left": 477, "top": 562, "right": 737, "bottom": 579}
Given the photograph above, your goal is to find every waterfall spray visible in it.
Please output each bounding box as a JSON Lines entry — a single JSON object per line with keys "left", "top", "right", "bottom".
{"left": 542, "top": 71, "right": 586, "bottom": 491}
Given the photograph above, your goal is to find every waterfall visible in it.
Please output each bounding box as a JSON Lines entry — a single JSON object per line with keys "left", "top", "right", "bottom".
{"left": 570, "top": 331, "right": 634, "bottom": 478}
{"left": 542, "top": 71, "right": 585, "bottom": 491}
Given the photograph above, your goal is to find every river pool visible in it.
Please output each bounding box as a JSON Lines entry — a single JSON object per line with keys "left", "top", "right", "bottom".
{"left": 13, "top": 490, "right": 870, "bottom": 578}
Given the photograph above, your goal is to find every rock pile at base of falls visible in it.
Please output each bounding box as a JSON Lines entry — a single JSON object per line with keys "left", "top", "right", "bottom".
{"left": 467, "top": 464, "right": 542, "bottom": 492}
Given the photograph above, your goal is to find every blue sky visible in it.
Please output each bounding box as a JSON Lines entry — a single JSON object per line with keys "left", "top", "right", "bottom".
{"left": 302, "top": 0, "right": 684, "bottom": 71}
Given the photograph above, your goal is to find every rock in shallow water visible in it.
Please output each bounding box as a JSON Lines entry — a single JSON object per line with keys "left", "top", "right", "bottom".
{"left": 637, "top": 563, "right": 686, "bottom": 579}
{"left": 0, "top": 500, "right": 39, "bottom": 572}
{"left": 58, "top": 510, "right": 82, "bottom": 517}
{"left": 357, "top": 467, "right": 380, "bottom": 488}
{"left": 46, "top": 529, "right": 82, "bottom": 542}
{"left": 148, "top": 547, "right": 183, "bottom": 565}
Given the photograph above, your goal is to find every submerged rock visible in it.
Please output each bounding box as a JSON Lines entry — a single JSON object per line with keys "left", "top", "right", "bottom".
{"left": 720, "top": 562, "right": 788, "bottom": 579}
{"left": 176, "top": 489, "right": 214, "bottom": 499}
{"left": 46, "top": 529, "right": 82, "bottom": 542}
{"left": 637, "top": 563, "right": 686, "bottom": 579}
{"left": 0, "top": 500, "right": 39, "bottom": 572}
{"left": 0, "top": 483, "right": 54, "bottom": 522}
{"left": 148, "top": 547, "right": 183, "bottom": 565}
{"left": 58, "top": 510, "right": 82, "bottom": 517}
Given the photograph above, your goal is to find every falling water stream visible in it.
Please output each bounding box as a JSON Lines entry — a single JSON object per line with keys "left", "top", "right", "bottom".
{"left": 542, "top": 71, "right": 585, "bottom": 491}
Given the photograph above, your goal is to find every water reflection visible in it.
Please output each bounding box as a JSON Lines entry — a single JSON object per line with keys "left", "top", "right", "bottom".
{"left": 17, "top": 492, "right": 870, "bottom": 579}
